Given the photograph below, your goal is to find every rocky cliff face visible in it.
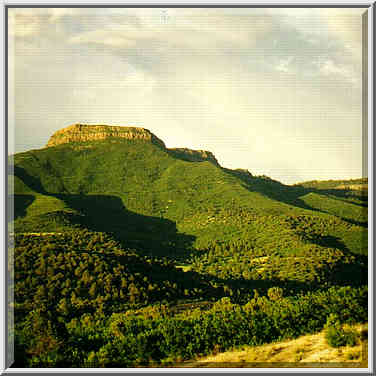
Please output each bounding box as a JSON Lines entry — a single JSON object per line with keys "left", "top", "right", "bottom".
{"left": 168, "top": 148, "right": 219, "bottom": 166}
{"left": 46, "top": 123, "right": 220, "bottom": 166}
{"left": 46, "top": 123, "right": 166, "bottom": 149}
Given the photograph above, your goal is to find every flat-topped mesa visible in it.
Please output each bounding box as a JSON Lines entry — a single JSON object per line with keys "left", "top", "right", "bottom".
{"left": 46, "top": 123, "right": 166, "bottom": 149}
{"left": 168, "top": 147, "right": 219, "bottom": 166}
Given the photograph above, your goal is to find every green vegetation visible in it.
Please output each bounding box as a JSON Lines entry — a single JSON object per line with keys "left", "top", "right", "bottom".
{"left": 300, "top": 192, "right": 367, "bottom": 225}
{"left": 325, "top": 314, "right": 359, "bottom": 348}
{"left": 295, "top": 178, "right": 368, "bottom": 190}
{"left": 9, "top": 134, "right": 368, "bottom": 367}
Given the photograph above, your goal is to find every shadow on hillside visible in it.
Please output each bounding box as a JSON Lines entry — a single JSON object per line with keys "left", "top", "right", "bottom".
{"left": 313, "top": 188, "right": 368, "bottom": 206}
{"left": 54, "top": 193, "right": 196, "bottom": 262}
{"left": 186, "top": 260, "right": 367, "bottom": 302}
{"left": 303, "top": 232, "right": 367, "bottom": 281}
{"left": 302, "top": 233, "right": 351, "bottom": 253}
{"left": 224, "top": 169, "right": 315, "bottom": 209}
{"left": 57, "top": 193, "right": 354, "bottom": 297}
{"left": 13, "top": 194, "right": 35, "bottom": 220}
{"left": 224, "top": 169, "right": 368, "bottom": 228}
{"left": 13, "top": 166, "right": 46, "bottom": 194}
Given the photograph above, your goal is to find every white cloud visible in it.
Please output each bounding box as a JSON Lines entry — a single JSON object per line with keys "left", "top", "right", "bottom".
{"left": 69, "top": 29, "right": 139, "bottom": 48}
{"left": 319, "top": 59, "right": 356, "bottom": 82}
{"left": 275, "top": 56, "right": 294, "bottom": 73}
{"left": 10, "top": 7, "right": 365, "bottom": 184}
{"left": 47, "top": 8, "right": 77, "bottom": 23}
{"left": 8, "top": 11, "right": 45, "bottom": 37}
{"left": 68, "top": 12, "right": 270, "bottom": 53}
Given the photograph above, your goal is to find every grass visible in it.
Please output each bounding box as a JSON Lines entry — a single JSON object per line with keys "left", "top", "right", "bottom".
{"left": 295, "top": 178, "right": 368, "bottom": 190}
{"left": 25, "top": 194, "right": 73, "bottom": 217}
{"left": 179, "top": 323, "right": 368, "bottom": 368}
{"left": 300, "top": 192, "right": 367, "bottom": 225}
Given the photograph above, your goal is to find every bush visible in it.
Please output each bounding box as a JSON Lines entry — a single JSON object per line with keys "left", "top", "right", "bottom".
{"left": 267, "top": 287, "right": 284, "bottom": 301}
{"left": 325, "top": 314, "right": 358, "bottom": 348}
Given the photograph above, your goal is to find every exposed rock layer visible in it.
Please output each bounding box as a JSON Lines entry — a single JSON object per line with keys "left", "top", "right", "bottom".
{"left": 46, "top": 123, "right": 219, "bottom": 166}
{"left": 46, "top": 123, "right": 166, "bottom": 149}
{"left": 168, "top": 148, "right": 219, "bottom": 166}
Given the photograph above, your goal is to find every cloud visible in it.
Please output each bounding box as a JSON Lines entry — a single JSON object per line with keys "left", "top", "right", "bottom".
{"left": 47, "top": 8, "right": 77, "bottom": 23}
{"left": 317, "top": 58, "right": 359, "bottom": 86}
{"left": 275, "top": 56, "right": 294, "bottom": 73}
{"left": 8, "top": 11, "right": 46, "bottom": 37}
{"left": 10, "top": 7, "right": 365, "bottom": 184}
{"left": 68, "top": 11, "right": 271, "bottom": 54}
{"left": 69, "top": 28, "right": 139, "bottom": 48}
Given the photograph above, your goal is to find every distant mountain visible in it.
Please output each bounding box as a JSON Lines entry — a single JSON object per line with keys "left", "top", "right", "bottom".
{"left": 295, "top": 178, "right": 368, "bottom": 191}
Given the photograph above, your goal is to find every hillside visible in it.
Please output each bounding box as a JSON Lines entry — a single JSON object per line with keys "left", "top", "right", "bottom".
{"left": 179, "top": 323, "right": 368, "bottom": 368}
{"left": 295, "top": 178, "right": 368, "bottom": 191}
{"left": 9, "top": 124, "right": 368, "bottom": 367}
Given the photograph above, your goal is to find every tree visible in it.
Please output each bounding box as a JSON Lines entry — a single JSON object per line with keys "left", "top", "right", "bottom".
{"left": 267, "top": 287, "right": 283, "bottom": 301}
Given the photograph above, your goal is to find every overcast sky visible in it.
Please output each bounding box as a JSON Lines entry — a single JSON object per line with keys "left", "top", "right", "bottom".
{"left": 8, "top": 7, "right": 367, "bottom": 184}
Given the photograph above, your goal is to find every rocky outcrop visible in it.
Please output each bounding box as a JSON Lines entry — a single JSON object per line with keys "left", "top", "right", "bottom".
{"left": 46, "top": 123, "right": 166, "bottom": 149}
{"left": 46, "top": 123, "right": 220, "bottom": 166}
{"left": 168, "top": 148, "right": 219, "bottom": 166}
{"left": 232, "top": 168, "right": 253, "bottom": 179}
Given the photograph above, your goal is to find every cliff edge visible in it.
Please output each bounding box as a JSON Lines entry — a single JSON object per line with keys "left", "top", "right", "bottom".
{"left": 46, "top": 123, "right": 166, "bottom": 149}
{"left": 46, "top": 123, "right": 219, "bottom": 166}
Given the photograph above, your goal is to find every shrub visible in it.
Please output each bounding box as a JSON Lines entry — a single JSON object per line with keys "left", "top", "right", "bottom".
{"left": 325, "top": 314, "right": 358, "bottom": 348}
{"left": 267, "top": 287, "right": 284, "bottom": 301}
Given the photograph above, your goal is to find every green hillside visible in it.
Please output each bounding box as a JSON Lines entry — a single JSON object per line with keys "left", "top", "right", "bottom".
{"left": 10, "top": 139, "right": 367, "bottom": 253}
{"left": 296, "top": 178, "right": 368, "bottom": 190}
{"left": 9, "top": 125, "right": 368, "bottom": 367}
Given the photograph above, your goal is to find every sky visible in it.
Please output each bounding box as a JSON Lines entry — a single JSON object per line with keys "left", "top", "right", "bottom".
{"left": 8, "top": 7, "right": 367, "bottom": 184}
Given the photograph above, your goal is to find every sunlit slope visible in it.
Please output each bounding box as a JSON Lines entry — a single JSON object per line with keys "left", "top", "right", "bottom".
{"left": 10, "top": 138, "right": 367, "bottom": 259}
{"left": 296, "top": 178, "right": 368, "bottom": 190}
{"left": 11, "top": 140, "right": 293, "bottom": 216}
{"left": 9, "top": 166, "right": 83, "bottom": 232}
{"left": 295, "top": 178, "right": 368, "bottom": 208}
{"left": 180, "top": 323, "right": 368, "bottom": 368}
{"left": 10, "top": 140, "right": 294, "bottom": 234}
{"left": 300, "top": 192, "right": 366, "bottom": 225}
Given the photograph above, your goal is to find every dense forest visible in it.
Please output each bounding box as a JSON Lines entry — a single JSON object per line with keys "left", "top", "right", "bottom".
{"left": 9, "top": 128, "right": 368, "bottom": 367}
{"left": 12, "top": 230, "right": 367, "bottom": 367}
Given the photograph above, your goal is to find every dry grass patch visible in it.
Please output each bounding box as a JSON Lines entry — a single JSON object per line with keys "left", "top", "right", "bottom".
{"left": 179, "top": 324, "right": 367, "bottom": 368}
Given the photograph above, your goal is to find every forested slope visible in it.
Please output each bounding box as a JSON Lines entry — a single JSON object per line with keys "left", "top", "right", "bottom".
{"left": 9, "top": 125, "right": 368, "bottom": 367}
